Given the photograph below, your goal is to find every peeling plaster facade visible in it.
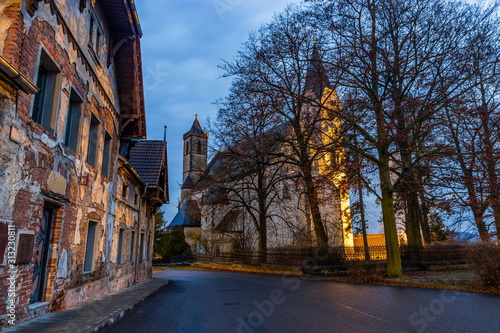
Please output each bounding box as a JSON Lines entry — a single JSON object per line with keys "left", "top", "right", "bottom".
{"left": 0, "top": 0, "right": 164, "bottom": 326}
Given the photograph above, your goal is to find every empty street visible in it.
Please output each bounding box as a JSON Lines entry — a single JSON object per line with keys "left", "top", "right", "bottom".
{"left": 104, "top": 268, "right": 500, "bottom": 333}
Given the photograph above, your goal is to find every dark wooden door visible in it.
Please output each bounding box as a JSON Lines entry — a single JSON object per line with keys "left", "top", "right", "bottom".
{"left": 30, "top": 209, "right": 53, "bottom": 304}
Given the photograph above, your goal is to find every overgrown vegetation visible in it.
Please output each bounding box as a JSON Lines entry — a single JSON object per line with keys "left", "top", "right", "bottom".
{"left": 464, "top": 243, "right": 500, "bottom": 287}
{"left": 154, "top": 212, "right": 191, "bottom": 260}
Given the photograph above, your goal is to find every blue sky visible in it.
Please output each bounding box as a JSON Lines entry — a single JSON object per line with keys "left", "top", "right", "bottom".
{"left": 134, "top": 0, "right": 302, "bottom": 223}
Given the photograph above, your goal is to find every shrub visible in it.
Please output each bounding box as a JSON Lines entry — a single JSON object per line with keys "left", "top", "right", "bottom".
{"left": 154, "top": 225, "right": 192, "bottom": 261}
{"left": 464, "top": 243, "right": 500, "bottom": 286}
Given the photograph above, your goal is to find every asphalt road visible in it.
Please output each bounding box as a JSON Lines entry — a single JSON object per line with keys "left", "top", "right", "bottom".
{"left": 104, "top": 268, "right": 500, "bottom": 333}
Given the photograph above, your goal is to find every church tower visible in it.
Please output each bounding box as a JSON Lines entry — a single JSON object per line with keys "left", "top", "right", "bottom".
{"left": 182, "top": 115, "right": 208, "bottom": 188}
{"left": 305, "top": 41, "right": 354, "bottom": 248}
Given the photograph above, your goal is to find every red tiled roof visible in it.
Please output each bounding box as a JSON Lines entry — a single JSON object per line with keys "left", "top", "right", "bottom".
{"left": 128, "top": 140, "right": 167, "bottom": 187}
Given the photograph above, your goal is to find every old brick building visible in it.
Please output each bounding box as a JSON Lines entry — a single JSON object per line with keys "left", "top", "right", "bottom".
{"left": 0, "top": 0, "right": 167, "bottom": 326}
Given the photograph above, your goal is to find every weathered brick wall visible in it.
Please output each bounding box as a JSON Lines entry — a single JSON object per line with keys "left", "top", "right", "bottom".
{"left": 0, "top": 0, "right": 150, "bottom": 326}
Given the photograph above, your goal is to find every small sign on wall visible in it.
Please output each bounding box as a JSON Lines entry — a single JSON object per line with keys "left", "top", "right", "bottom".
{"left": 15, "top": 233, "right": 35, "bottom": 265}
{"left": 0, "top": 222, "right": 8, "bottom": 264}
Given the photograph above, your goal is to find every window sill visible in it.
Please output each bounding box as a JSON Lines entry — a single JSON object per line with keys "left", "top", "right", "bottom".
{"left": 29, "top": 119, "right": 57, "bottom": 142}
{"left": 28, "top": 302, "right": 50, "bottom": 312}
{"left": 87, "top": 45, "right": 101, "bottom": 66}
{"left": 82, "top": 271, "right": 94, "bottom": 281}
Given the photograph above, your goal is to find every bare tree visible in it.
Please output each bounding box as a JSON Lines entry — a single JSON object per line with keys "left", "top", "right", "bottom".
{"left": 307, "top": 0, "right": 500, "bottom": 276}
{"left": 212, "top": 78, "right": 288, "bottom": 261}
{"left": 434, "top": 6, "right": 500, "bottom": 242}
{"left": 219, "top": 6, "right": 347, "bottom": 251}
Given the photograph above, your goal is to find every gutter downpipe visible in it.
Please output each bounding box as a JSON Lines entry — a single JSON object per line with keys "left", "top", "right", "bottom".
{"left": 0, "top": 56, "right": 38, "bottom": 94}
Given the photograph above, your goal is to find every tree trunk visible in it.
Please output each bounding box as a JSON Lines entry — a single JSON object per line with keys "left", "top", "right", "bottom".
{"left": 294, "top": 117, "right": 329, "bottom": 251}
{"left": 474, "top": 212, "right": 490, "bottom": 243}
{"left": 479, "top": 85, "right": 500, "bottom": 241}
{"left": 257, "top": 220, "right": 267, "bottom": 263}
{"left": 306, "top": 180, "right": 329, "bottom": 249}
{"left": 404, "top": 192, "right": 423, "bottom": 248}
{"left": 494, "top": 213, "right": 500, "bottom": 241}
{"left": 379, "top": 155, "right": 402, "bottom": 277}
{"left": 257, "top": 171, "right": 268, "bottom": 262}
{"left": 419, "top": 191, "right": 432, "bottom": 244}
{"left": 357, "top": 185, "right": 371, "bottom": 261}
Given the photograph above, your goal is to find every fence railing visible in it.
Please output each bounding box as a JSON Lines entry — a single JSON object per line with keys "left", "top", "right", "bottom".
{"left": 156, "top": 244, "right": 467, "bottom": 267}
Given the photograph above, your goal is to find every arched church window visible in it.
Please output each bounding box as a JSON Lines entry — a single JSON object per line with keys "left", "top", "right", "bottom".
{"left": 185, "top": 142, "right": 189, "bottom": 154}
{"left": 197, "top": 140, "right": 202, "bottom": 153}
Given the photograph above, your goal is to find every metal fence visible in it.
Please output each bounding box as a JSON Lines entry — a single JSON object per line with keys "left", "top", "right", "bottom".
{"left": 156, "top": 244, "right": 466, "bottom": 267}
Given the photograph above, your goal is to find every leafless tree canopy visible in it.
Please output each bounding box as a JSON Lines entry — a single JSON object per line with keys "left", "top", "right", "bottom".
{"left": 215, "top": 0, "right": 500, "bottom": 276}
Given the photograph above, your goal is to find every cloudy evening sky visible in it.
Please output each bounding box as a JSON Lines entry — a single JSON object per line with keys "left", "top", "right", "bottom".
{"left": 134, "top": 0, "right": 302, "bottom": 223}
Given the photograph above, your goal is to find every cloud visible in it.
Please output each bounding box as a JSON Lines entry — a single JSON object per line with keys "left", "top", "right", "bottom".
{"left": 135, "top": 0, "right": 301, "bottom": 223}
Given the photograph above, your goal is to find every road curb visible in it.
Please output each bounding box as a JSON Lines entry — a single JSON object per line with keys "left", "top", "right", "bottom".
{"left": 1, "top": 278, "right": 171, "bottom": 333}
{"left": 191, "top": 262, "right": 304, "bottom": 277}
{"left": 88, "top": 278, "right": 170, "bottom": 333}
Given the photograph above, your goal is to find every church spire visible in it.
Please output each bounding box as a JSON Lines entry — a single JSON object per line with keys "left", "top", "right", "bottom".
{"left": 305, "top": 41, "right": 330, "bottom": 98}
{"left": 190, "top": 114, "right": 204, "bottom": 133}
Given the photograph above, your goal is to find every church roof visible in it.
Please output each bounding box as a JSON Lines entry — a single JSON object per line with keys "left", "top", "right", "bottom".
{"left": 305, "top": 43, "right": 330, "bottom": 98}
{"left": 189, "top": 115, "right": 204, "bottom": 134}
{"left": 215, "top": 209, "right": 241, "bottom": 232}
{"left": 181, "top": 174, "right": 195, "bottom": 189}
{"left": 168, "top": 200, "right": 201, "bottom": 228}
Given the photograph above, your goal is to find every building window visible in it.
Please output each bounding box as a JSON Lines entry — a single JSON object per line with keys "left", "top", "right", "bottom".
{"left": 86, "top": 114, "right": 99, "bottom": 168}
{"left": 84, "top": 221, "right": 98, "bottom": 272}
{"left": 122, "top": 183, "right": 128, "bottom": 200}
{"left": 116, "top": 228, "right": 124, "bottom": 265}
{"left": 146, "top": 234, "right": 151, "bottom": 259}
{"left": 33, "top": 51, "right": 60, "bottom": 135}
{"left": 197, "top": 140, "right": 201, "bottom": 153}
{"left": 101, "top": 132, "right": 112, "bottom": 178}
{"left": 129, "top": 184, "right": 135, "bottom": 204}
{"left": 139, "top": 233, "right": 144, "bottom": 262}
{"left": 26, "top": 0, "right": 40, "bottom": 16}
{"left": 88, "top": 12, "right": 102, "bottom": 62}
{"left": 79, "top": 0, "right": 86, "bottom": 12}
{"left": 185, "top": 142, "right": 189, "bottom": 155}
{"left": 134, "top": 193, "right": 139, "bottom": 206}
{"left": 129, "top": 230, "right": 135, "bottom": 262}
{"left": 64, "top": 90, "right": 83, "bottom": 152}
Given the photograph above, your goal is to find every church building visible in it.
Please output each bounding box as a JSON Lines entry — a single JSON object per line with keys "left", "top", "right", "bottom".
{"left": 169, "top": 45, "right": 353, "bottom": 256}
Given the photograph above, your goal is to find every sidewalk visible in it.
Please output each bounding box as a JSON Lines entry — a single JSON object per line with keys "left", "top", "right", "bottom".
{"left": 2, "top": 278, "right": 169, "bottom": 333}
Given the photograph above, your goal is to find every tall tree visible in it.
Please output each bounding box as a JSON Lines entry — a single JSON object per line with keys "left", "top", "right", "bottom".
{"left": 219, "top": 6, "right": 346, "bottom": 251}
{"left": 213, "top": 79, "right": 287, "bottom": 261}
{"left": 437, "top": 6, "right": 500, "bottom": 242}
{"left": 307, "top": 0, "right": 499, "bottom": 276}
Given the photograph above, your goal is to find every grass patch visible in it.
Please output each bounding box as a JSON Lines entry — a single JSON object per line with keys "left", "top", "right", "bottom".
{"left": 152, "top": 266, "right": 167, "bottom": 271}
{"left": 161, "top": 265, "right": 210, "bottom": 271}
{"left": 325, "top": 272, "right": 500, "bottom": 295}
